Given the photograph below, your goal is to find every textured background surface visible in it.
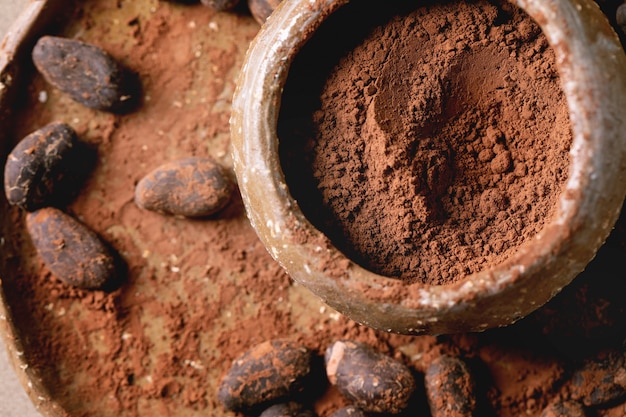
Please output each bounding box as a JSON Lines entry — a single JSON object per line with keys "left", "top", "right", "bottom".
{"left": 1, "top": 1, "right": 42, "bottom": 416}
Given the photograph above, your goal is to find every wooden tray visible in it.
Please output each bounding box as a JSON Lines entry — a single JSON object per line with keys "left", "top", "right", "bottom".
{"left": 0, "top": 2, "right": 335, "bottom": 416}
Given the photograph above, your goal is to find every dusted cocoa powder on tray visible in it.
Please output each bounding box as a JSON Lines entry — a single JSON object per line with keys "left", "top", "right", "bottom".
{"left": 0, "top": 1, "right": 625, "bottom": 417}
{"left": 279, "top": 0, "right": 572, "bottom": 285}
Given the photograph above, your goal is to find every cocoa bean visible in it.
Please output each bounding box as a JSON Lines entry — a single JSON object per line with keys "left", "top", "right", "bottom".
{"left": 26, "top": 207, "right": 119, "bottom": 290}
{"left": 324, "top": 340, "right": 415, "bottom": 414}
{"left": 217, "top": 339, "right": 314, "bottom": 412}
{"left": 539, "top": 400, "right": 587, "bottom": 417}
{"left": 4, "top": 122, "right": 94, "bottom": 211}
{"left": 134, "top": 157, "right": 234, "bottom": 218}
{"left": 259, "top": 402, "right": 317, "bottom": 417}
{"left": 32, "top": 36, "right": 140, "bottom": 113}
{"left": 424, "top": 354, "right": 478, "bottom": 417}
{"left": 570, "top": 348, "right": 626, "bottom": 407}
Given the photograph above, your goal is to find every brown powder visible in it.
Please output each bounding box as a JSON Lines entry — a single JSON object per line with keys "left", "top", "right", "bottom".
{"left": 279, "top": 0, "right": 572, "bottom": 284}
{"left": 0, "top": 1, "right": 624, "bottom": 417}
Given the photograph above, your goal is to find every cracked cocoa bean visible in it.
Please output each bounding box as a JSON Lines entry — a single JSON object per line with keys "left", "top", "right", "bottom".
{"left": 424, "top": 354, "right": 478, "bottom": 417}
{"left": 217, "top": 339, "right": 314, "bottom": 413}
{"left": 3, "top": 122, "right": 94, "bottom": 211}
{"left": 26, "top": 207, "right": 119, "bottom": 290}
{"left": 134, "top": 157, "right": 234, "bottom": 218}
{"left": 32, "top": 36, "right": 140, "bottom": 113}
{"left": 324, "top": 340, "right": 415, "bottom": 414}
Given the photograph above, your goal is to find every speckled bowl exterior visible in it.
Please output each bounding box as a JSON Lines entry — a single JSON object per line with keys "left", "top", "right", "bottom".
{"left": 230, "top": 0, "right": 626, "bottom": 335}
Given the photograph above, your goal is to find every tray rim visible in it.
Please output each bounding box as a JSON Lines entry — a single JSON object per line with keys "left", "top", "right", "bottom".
{"left": 0, "top": 1, "right": 72, "bottom": 416}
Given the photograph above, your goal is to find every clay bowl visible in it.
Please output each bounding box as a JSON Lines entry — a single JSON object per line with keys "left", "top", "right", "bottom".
{"left": 230, "top": 0, "right": 626, "bottom": 335}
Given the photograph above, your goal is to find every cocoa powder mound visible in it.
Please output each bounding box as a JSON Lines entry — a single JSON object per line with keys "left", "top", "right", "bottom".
{"left": 0, "top": 1, "right": 624, "bottom": 417}
{"left": 280, "top": 0, "right": 572, "bottom": 284}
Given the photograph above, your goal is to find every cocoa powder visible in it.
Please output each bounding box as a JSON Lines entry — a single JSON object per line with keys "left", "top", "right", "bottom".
{"left": 280, "top": 0, "right": 572, "bottom": 284}
{"left": 0, "top": 1, "right": 624, "bottom": 417}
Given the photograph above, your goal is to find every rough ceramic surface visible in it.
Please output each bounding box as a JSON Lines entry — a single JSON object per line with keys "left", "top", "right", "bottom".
{"left": 230, "top": 0, "right": 626, "bottom": 335}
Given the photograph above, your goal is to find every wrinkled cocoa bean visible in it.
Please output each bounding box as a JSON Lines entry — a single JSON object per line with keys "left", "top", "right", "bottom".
{"left": 539, "top": 400, "right": 587, "bottom": 417}
{"left": 4, "top": 122, "right": 94, "bottom": 211}
{"left": 424, "top": 354, "right": 478, "bottom": 417}
{"left": 324, "top": 340, "right": 415, "bottom": 414}
{"left": 247, "top": 0, "right": 283, "bottom": 25}
{"left": 217, "top": 339, "right": 314, "bottom": 412}
{"left": 259, "top": 402, "right": 317, "bottom": 417}
{"left": 328, "top": 405, "right": 370, "bottom": 417}
{"left": 200, "top": 0, "right": 240, "bottom": 11}
{"left": 570, "top": 348, "right": 626, "bottom": 407}
{"left": 26, "top": 207, "right": 119, "bottom": 290}
{"left": 32, "top": 36, "right": 140, "bottom": 113}
{"left": 134, "top": 157, "right": 234, "bottom": 218}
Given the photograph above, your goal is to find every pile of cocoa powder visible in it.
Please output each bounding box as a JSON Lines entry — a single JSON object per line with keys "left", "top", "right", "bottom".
{"left": 279, "top": 0, "right": 571, "bottom": 284}
{"left": 0, "top": 0, "right": 624, "bottom": 417}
